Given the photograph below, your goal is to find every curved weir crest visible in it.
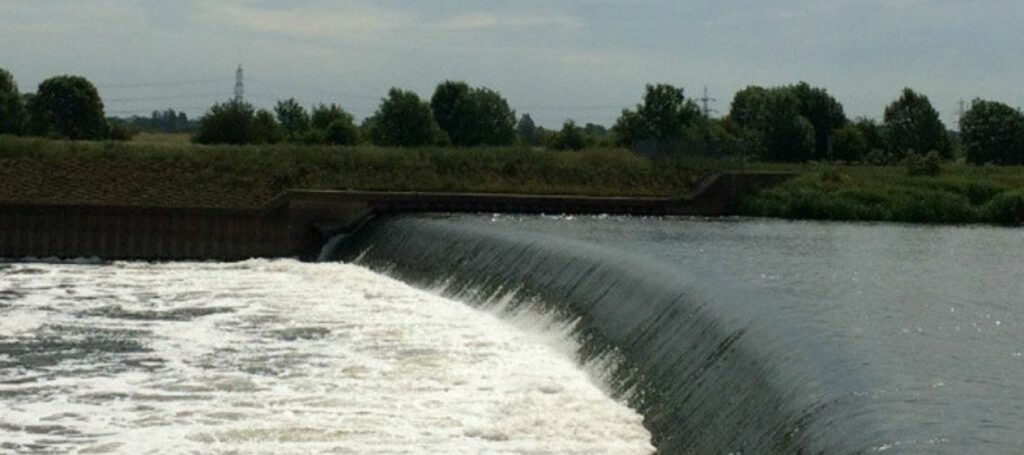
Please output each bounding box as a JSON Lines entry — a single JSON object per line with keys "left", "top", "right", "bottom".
{"left": 324, "top": 215, "right": 890, "bottom": 454}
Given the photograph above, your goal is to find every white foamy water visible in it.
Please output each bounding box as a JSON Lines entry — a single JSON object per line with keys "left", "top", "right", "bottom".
{"left": 0, "top": 260, "right": 653, "bottom": 454}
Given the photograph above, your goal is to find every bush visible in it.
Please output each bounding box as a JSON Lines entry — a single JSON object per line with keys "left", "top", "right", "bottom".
{"left": 324, "top": 118, "right": 359, "bottom": 145}
{"left": 549, "top": 121, "right": 587, "bottom": 151}
{"left": 193, "top": 100, "right": 261, "bottom": 145}
{"left": 983, "top": 190, "right": 1024, "bottom": 225}
{"left": 905, "top": 151, "right": 943, "bottom": 177}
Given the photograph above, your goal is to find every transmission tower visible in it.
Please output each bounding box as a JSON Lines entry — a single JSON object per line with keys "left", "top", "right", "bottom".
{"left": 699, "top": 87, "right": 717, "bottom": 117}
{"left": 234, "top": 65, "right": 245, "bottom": 103}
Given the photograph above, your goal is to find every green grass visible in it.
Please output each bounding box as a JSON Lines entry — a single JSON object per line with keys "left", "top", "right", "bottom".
{"left": 740, "top": 165, "right": 1024, "bottom": 225}
{"left": 0, "top": 135, "right": 712, "bottom": 208}
{"left": 3, "top": 135, "right": 1022, "bottom": 225}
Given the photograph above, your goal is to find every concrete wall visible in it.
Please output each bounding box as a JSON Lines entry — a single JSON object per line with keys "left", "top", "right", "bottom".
{"left": 0, "top": 173, "right": 793, "bottom": 261}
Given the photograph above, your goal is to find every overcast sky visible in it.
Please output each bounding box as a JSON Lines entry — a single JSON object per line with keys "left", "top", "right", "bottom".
{"left": 2, "top": 0, "right": 1022, "bottom": 127}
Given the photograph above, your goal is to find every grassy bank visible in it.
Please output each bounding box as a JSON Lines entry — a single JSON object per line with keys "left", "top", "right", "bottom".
{"left": 0, "top": 135, "right": 712, "bottom": 208}
{"left": 740, "top": 165, "right": 1024, "bottom": 225}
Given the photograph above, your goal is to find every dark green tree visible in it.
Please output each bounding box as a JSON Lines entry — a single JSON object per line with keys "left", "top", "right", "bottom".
{"left": 323, "top": 119, "right": 360, "bottom": 145}
{"left": 728, "top": 86, "right": 771, "bottom": 130}
{"left": 193, "top": 100, "right": 259, "bottom": 144}
{"left": 274, "top": 98, "right": 309, "bottom": 140}
{"left": 430, "top": 81, "right": 516, "bottom": 146}
{"left": 0, "top": 68, "right": 26, "bottom": 135}
{"left": 516, "top": 113, "right": 540, "bottom": 146}
{"left": 883, "top": 88, "right": 951, "bottom": 159}
{"left": 310, "top": 103, "right": 348, "bottom": 130}
{"left": 309, "top": 103, "right": 359, "bottom": 145}
{"left": 27, "top": 75, "right": 107, "bottom": 140}
{"left": 790, "top": 82, "right": 847, "bottom": 161}
{"left": 370, "top": 88, "right": 440, "bottom": 147}
{"left": 762, "top": 90, "right": 815, "bottom": 162}
{"left": 960, "top": 99, "right": 1024, "bottom": 165}
{"left": 253, "top": 109, "right": 281, "bottom": 144}
{"left": 613, "top": 84, "right": 702, "bottom": 149}
{"left": 832, "top": 122, "right": 869, "bottom": 162}
{"left": 549, "top": 120, "right": 587, "bottom": 151}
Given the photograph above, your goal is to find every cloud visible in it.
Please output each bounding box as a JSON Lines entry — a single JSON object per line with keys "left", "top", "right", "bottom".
{"left": 435, "top": 12, "right": 584, "bottom": 31}
{"left": 199, "top": 2, "right": 415, "bottom": 38}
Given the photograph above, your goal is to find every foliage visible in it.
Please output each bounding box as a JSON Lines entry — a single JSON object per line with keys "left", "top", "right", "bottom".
{"left": 883, "top": 88, "right": 952, "bottom": 160}
{"left": 106, "top": 120, "right": 136, "bottom": 141}
{"left": 274, "top": 98, "right": 310, "bottom": 140}
{"left": 904, "top": 150, "right": 943, "bottom": 177}
{"left": 0, "top": 135, "right": 707, "bottom": 209}
{"left": 761, "top": 90, "right": 815, "bottom": 162}
{"left": 430, "top": 81, "right": 517, "bottom": 146}
{"left": 27, "top": 75, "right": 107, "bottom": 140}
{"left": 517, "top": 114, "right": 541, "bottom": 146}
{"left": 308, "top": 103, "right": 359, "bottom": 145}
{"left": 0, "top": 68, "right": 26, "bottom": 135}
{"left": 613, "top": 84, "right": 702, "bottom": 153}
{"left": 370, "top": 88, "right": 441, "bottom": 147}
{"left": 193, "top": 100, "right": 262, "bottom": 145}
{"left": 959, "top": 99, "right": 1024, "bottom": 165}
{"left": 253, "top": 109, "right": 281, "bottom": 144}
{"left": 790, "top": 82, "right": 847, "bottom": 160}
{"left": 324, "top": 118, "right": 360, "bottom": 145}
{"left": 831, "top": 122, "right": 868, "bottom": 162}
{"left": 549, "top": 121, "right": 588, "bottom": 151}
{"left": 983, "top": 190, "right": 1024, "bottom": 224}
{"left": 742, "top": 164, "right": 1024, "bottom": 225}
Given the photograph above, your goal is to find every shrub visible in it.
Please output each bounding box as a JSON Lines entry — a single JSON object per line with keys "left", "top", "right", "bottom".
{"left": 983, "top": 190, "right": 1024, "bottom": 225}
{"left": 905, "top": 151, "right": 942, "bottom": 177}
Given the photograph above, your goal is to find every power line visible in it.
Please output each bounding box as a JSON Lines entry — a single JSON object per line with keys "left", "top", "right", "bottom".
{"left": 97, "top": 78, "right": 230, "bottom": 89}
{"left": 104, "top": 92, "right": 225, "bottom": 103}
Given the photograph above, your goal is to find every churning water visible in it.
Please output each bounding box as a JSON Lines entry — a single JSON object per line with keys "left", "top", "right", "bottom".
{"left": 330, "top": 215, "right": 1024, "bottom": 454}
{"left": 0, "top": 260, "right": 653, "bottom": 454}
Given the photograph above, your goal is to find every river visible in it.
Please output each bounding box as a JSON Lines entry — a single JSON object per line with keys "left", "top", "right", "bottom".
{"left": 4, "top": 215, "right": 1023, "bottom": 453}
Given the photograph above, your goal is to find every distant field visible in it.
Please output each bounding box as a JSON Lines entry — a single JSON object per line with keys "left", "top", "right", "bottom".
{"left": 0, "top": 135, "right": 711, "bottom": 208}
{"left": 131, "top": 132, "right": 192, "bottom": 144}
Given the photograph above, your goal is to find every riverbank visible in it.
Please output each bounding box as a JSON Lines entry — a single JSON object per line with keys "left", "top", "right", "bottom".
{"left": 0, "top": 135, "right": 707, "bottom": 208}
{"left": 740, "top": 166, "right": 1024, "bottom": 225}
{"left": 1, "top": 135, "right": 1022, "bottom": 226}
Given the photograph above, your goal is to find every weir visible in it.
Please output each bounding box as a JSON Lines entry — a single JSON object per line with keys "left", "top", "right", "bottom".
{"left": 0, "top": 172, "right": 792, "bottom": 260}
{"left": 322, "top": 216, "right": 851, "bottom": 454}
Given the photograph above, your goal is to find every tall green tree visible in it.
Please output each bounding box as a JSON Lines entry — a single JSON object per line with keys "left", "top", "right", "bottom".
{"left": 370, "top": 88, "right": 441, "bottom": 147}
{"left": 960, "top": 99, "right": 1024, "bottom": 165}
{"left": 430, "top": 81, "right": 516, "bottom": 146}
{"left": 516, "top": 113, "right": 540, "bottom": 146}
{"left": 762, "top": 90, "right": 815, "bottom": 162}
{"left": 274, "top": 98, "right": 309, "bottom": 139}
{"left": 0, "top": 68, "right": 26, "bottom": 135}
{"left": 27, "top": 75, "right": 107, "bottom": 140}
{"left": 883, "top": 88, "right": 951, "bottom": 159}
{"left": 790, "top": 82, "right": 846, "bottom": 160}
{"left": 613, "top": 84, "right": 702, "bottom": 149}
{"left": 728, "top": 86, "right": 771, "bottom": 131}
{"left": 308, "top": 103, "right": 359, "bottom": 145}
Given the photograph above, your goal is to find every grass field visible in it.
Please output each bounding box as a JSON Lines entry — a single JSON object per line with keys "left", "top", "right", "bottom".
{"left": 1, "top": 135, "right": 1021, "bottom": 224}
{"left": 0, "top": 135, "right": 713, "bottom": 208}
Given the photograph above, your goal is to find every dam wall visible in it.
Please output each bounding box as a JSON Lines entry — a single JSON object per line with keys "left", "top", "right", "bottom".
{"left": 0, "top": 172, "right": 792, "bottom": 260}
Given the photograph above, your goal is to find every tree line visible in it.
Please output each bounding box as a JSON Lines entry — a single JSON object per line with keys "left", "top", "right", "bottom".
{"left": 2, "top": 67, "right": 1023, "bottom": 165}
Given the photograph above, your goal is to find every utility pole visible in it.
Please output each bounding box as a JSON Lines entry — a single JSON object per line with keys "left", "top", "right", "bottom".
{"left": 699, "top": 86, "right": 717, "bottom": 118}
{"left": 234, "top": 65, "right": 245, "bottom": 103}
